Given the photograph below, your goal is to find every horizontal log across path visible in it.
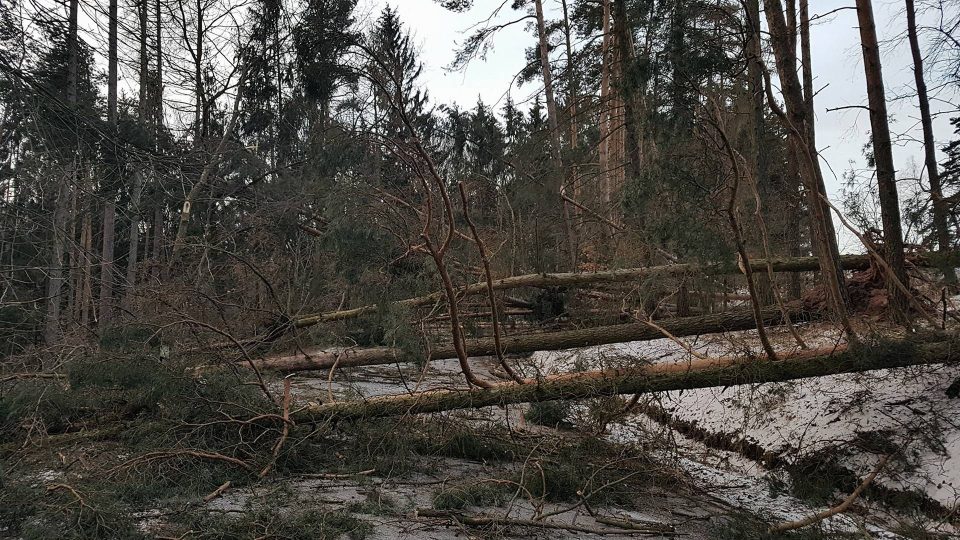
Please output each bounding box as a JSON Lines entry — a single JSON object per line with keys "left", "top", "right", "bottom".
{"left": 291, "top": 254, "right": 892, "bottom": 328}
{"left": 293, "top": 339, "right": 959, "bottom": 422}
{"left": 243, "top": 306, "right": 813, "bottom": 373}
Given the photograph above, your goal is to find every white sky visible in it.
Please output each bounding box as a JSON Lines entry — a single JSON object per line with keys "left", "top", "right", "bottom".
{"left": 365, "top": 0, "right": 959, "bottom": 252}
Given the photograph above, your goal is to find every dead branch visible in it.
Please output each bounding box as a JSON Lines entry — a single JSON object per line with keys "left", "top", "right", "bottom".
{"left": 768, "top": 454, "right": 890, "bottom": 533}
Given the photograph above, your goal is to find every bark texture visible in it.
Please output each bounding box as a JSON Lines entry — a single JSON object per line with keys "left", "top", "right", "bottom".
{"left": 855, "top": 0, "right": 910, "bottom": 324}
{"left": 294, "top": 340, "right": 958, "bottom": 422}
{"left": 293, "top": 253, "right": 898, "bottom": 328}
{"left": 245, "top": 306, "right": 811, "bottom": 373}
{"left": 905, "top": 0, "right": 955, "bottom": 284}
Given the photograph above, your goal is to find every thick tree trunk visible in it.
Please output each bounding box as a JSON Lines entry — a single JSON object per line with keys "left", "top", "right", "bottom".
{"left": 613, "top": 0, "right": 642, "bottom": 181}
{"left": 99, "top": 0, "right": 119, "bottom": 327}
{"left": 294, "top": 340, "right": 958, "bottom": 422}
{"left": 799, "top": 0, "right": 815, "bottom": 151}
{"left": 905, "top": 0, "right": 956, "bottom": 285}
{"left": 292, "top": 253, "right": 897, "bottom": 328}
{"left": 244, "top": 306, "right": 811, "bottom": 373}
{"left": 764, "top": 0, "right": 852, "bottom": 329}
{"left": 45, "top": 0, "right": 79, "bottom": 345}
{"left": 534, "top": 0, "right": 561, "bottom": 164}
{"left": 855, "top": 0, "right": 910, "bottom": 324}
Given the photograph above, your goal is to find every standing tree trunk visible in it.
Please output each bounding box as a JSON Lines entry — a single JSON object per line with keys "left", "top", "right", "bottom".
{"left": 138, "top": 0, "right": 148, "bottom": 119}
{"left": 763, "top": 0, "right": 853, "bottom": 336}
{"left": 99, "top": 0, "right": 119, "bottom": 327}
{"left": 598, "top": 0, "right": 612, "bottom": 219}
{"left": 905, "top": 0, "right": 956, "bottom": 285}
{"left": 194, "top": 0, "right": 204, "bottom": 143}
{"left": 155, "top": 0, "right": 164, "bottom": 128}
{"left": 45, "top": 0, "right": 80, "bottom": 345}
{"left": 533, "top": 0, "right": 576, "bottom": 268}
{"left": 799, "top": 0, "right": 815, "bottom": 152}
{"left": 855, "top": 0, "right": 910, "bottom": 324}
{"left": 613, "top": 0, "right": 643, "bottom": 182}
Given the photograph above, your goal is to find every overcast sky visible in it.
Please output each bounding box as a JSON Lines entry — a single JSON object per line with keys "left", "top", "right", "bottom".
{"left": 362, "top": 0, "right": 959, "bottom": 251}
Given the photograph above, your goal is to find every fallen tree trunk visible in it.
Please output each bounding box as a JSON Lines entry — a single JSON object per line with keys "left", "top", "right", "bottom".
{"left": 293, "top": 253, "right": 934, "bottom": 328}
{"left": 294, "top": 339, "right": 957, "bottom": 422}
{"left": 191, "top": 252, "right": 943, "bottom": 353}
{"left": 242, "top": 306, "right": 811, "bottom": 373}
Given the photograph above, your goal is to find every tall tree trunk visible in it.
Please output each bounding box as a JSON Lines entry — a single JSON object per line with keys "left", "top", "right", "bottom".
{"left": 747, "top": 0, "right": 774, "bottom": 306}
{"left": 598, "top": 0, "right": 612, "bottom": 218}
{"left": 533, "top": 0, "right": 576, "bottom": 268}
{"left": 612, "top": 0, "right": 643, "bottom": 181}
{"left": 763, "top": 0, "right": 853, "bottom": 333}
{"left": 151, "top": 205, "right": 164, "bottom": 279}
{"left": 799, "top": 0, "right": 815, "bottom": 151}
{"left": 108, "top": 0, "right": 118, "bottom": 126}
{"left": 121, "top": 167, "right": 145, "bottom": 316}
{"left": 560, "top": 0, "right": 580, "bottom": 234}
{"left": 534, "top": 0, "right": 561, "bottom": 164}
{"left": 138, "top": 0, "right": 148, "bottom": 119}
{"left": 905, "top": 0, "right": 956, "bottom": 285}
{"left": 194, "top": 0, "right": 204, "bottom": 143}
{"left": 99, "top": 0, "right": 119, "bottom": 327}
{"left": 155, "top": 0, "right": 163, "bottom": 128}
{"left": 855, "top": 0, "right": 910, "bottom": 325}
{"left": 45, "top": 0, "right": 79, "bottom": 345}
{"left": 78, "top": 194, "right": 93, "bottom": 328}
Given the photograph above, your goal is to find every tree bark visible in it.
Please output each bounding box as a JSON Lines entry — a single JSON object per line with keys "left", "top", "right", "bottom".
{"left": 534, "top": 0, "right": 561, "bottom": 165}
{"left": 763, "top": 0, "right": 852, "bottom": 328}
{"left": 99, "top": 0, "right": 119, "bottom": 327}
{"left": 855, "top": 0, "right": 910, "bottom": 325}
{"left": 155, "top": 0, "right": 163, "bottom": 127}
{"left": 45, "top": 0, "right": 79, "bottom": 345}
{"left": 598, "top": 0, "right": 612, "bottom": 219}
{"left": 533, "top": 0, "right": 576, "bottom": 267}
{"left": 799, "top": 0, "right": 815, "bottom": 150}
{"left": 292, "top": 253, "right": 902, "bottom": 328}
{"left": 293, "top": 340, "right": 958, "bottom": 422}
{"left": 905, "top": 0, "right": 956, "bottom": 284}
{"left": 243, "top": 306, "right": 811, "bottom": 373}
{"left": 121, "top": 168, "right": 144, "bottom": 315}
{"left": 138, "top": 0, "right": 148, "bottom": 119}
{"left": 613, "top": 0, "right": 642, "bottom": 181}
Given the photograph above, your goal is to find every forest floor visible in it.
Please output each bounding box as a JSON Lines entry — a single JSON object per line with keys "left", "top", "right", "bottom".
{"left": 2, "top": 318, "right": 959, "bottom": 539}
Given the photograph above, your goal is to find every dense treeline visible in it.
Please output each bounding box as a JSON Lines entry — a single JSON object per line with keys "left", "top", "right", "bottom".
{"left": 0, "top": 0, "right": 958, "bottom": 357}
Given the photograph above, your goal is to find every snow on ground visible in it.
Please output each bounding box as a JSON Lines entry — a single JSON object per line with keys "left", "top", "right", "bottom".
{"left": 528, "top": 322, "right": 960, "bottom": 511}
{"left": 280, "top": 322, "right": 960, "bottom": 537}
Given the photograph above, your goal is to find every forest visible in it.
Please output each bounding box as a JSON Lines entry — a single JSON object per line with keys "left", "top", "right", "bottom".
{"left": 1, "top": 0, "right": 960, "bottom": 537}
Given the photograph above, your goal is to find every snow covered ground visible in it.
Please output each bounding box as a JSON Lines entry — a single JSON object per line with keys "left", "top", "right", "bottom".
{"left": 528, "top": 322, "right": 960, "bottom": 513}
